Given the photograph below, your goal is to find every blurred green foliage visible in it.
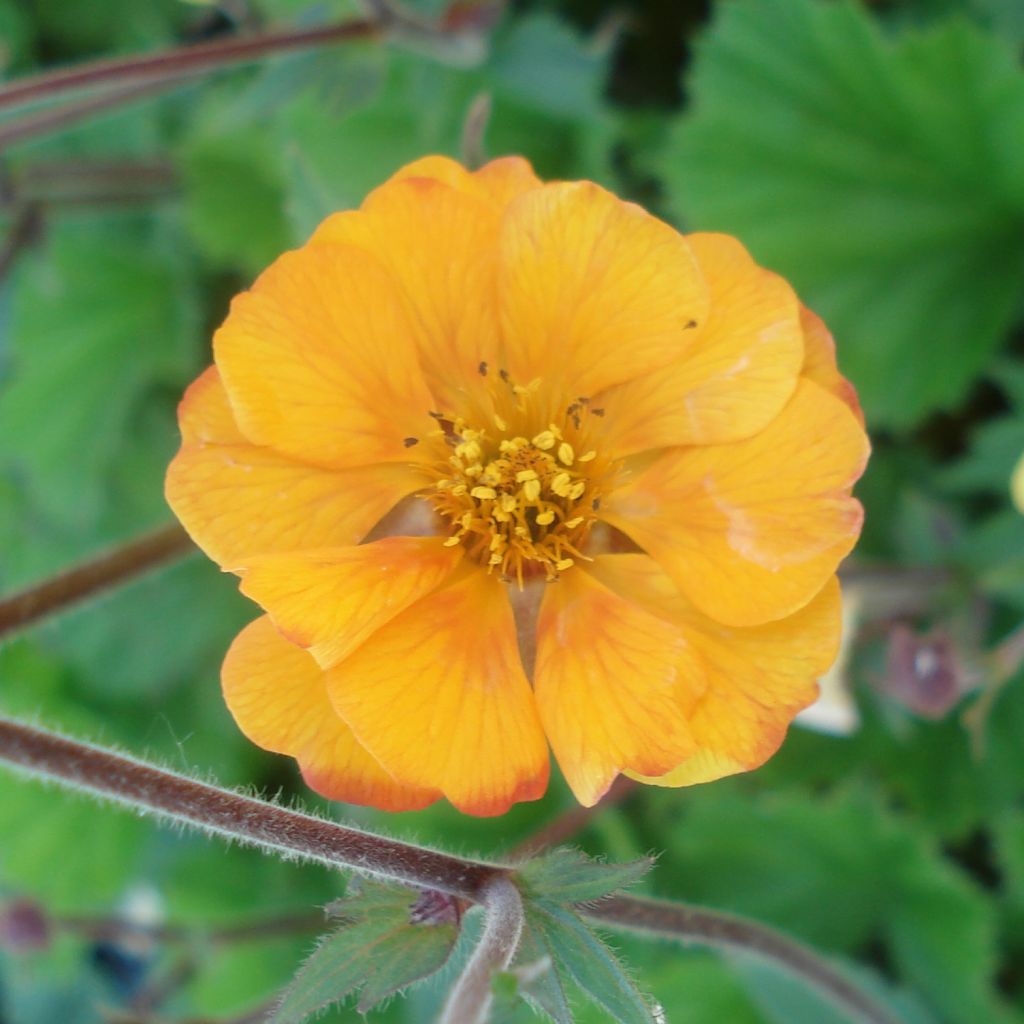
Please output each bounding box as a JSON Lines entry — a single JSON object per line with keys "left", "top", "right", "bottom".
{"left": 1, "top": 0, "right": 1024, "bottom": 1021}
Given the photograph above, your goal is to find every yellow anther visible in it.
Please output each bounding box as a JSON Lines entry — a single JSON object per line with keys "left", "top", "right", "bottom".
{"left": 532, "top": 430, "right": 556, "bottom": 450}
{"left": 471, "top": 485, "right": 497, "bottom": 500}
{"left": 500, "top": 494, "right": 518, "bottom": 512}
{"left": 558, "top": 442, "right": 574, "bottom": 466}
{"left": 522, "top": 479, "right": 542, "bottom": 503}
{"left": 577, "top": 450, "right": 597, "bottom": 463}
{"left": 551, "top": 473, "right": 572, "bottom": 498}
{"left": 565, "top": 516, "right": 584, "bottom": 528}
{"left": 488, "top": 553, "right": 503, "bottom": 566}
{"left": 569, "top": 481, "right": 586, "bottom": 500}
{"left": 556, "top": 558, "right": 574, "bottom": 571}
{"left": 443, "top": 535, "right": 462, "bottom": 547}
{"left": 452, "top": 483, "right": 467, "bottom": 496}
{"left": 535, "top": 510, "right": 556, "bottom": 526}
{"left": 455, "top": 440, "right": 482, "bottom": 462}
{"left": 516, "top": 469, "right": 539, "bottom": 483}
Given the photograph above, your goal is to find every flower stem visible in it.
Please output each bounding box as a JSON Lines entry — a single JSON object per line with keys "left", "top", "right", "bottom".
{"left": 0, "top": 716, "right": 502, "bottom": 900}
{"left": 439, "top": 875, "right": 524, "bottom": 1024}
{"left": 0, "top": 77, "right": 185, "bottom": 150}
{"left": 587, "top": 895, "right": 900, "bottom": 1024}
{"left": 0, "top": 18, "right": 381, "bottom": 116}
{"left": 0, "top": 523, "right": 195, "bottom": 642}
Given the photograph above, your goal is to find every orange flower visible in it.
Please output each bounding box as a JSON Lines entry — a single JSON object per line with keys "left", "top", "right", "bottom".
{"left": 166, "top": 155, "right": 869, "bottom": 816}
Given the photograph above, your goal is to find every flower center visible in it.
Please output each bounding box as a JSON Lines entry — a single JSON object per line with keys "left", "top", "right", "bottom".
{"left": 427, "top": 375, "right": 606, "bottom": 585}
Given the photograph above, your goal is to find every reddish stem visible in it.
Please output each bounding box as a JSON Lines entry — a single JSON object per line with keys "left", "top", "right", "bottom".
{"left": 0, "top": 524, "right": 194, "bottom": 641}
{"left": 0, "top": 18, "right": 380, "bottom": 116}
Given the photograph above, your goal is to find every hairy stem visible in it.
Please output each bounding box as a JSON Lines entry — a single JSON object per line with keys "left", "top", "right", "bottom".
{"left": 0, "top": 18, "right": 381, "bottom": 116}
{"left": 588, "top": 895, "right": 900, "bottom": 1024}
{"left": 439, "top": 875, "right": 524, "bottom": 1024}
{"left": 0, "top": 717, "right": 502, "bottom": 899}
{"left": 0, "top": 719, "right": 903, "bottom": 1022}
{"left": 0, "top": 523, "right": 195, "bottom": 642}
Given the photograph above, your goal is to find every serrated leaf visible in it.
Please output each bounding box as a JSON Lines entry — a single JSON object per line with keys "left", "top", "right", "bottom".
{"left": 519, "top": 849, "right": 652, "bottom": 905}
{"left": 272, "top": 883, "right": 457, "bottom": 1022}
{"left": 664, "top": 0, "right": 1024, "bottom": 429}
{"left": 526, "top": 902, "right": 652, "bottom": 1024}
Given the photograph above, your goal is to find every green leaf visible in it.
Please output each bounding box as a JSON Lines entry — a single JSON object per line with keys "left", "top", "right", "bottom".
{"left": 653, "top": 787, "right": 1004, "bottom": 1023}
{"left": 513, "top": 918, "right": 573, "bottom": 1024}
{"left": 271, "top": 883, "right": 457, "bottom": 1022}
{"left": 525, "top": 902, "right": 653, "bottom": 1024}
{"left": 0, "top": 219, "right": 197, "bottom": 529}
{"left": 181, "top": 131, "right": 292, "bottom": 275}
{"left": 519, "top": 849, "right": 652, "bottom": 905}
{"left": 663, "top": 0, "right": 1024, "bottom": 429}
{"left": 730, "top": 951, "right": 939, "bottom": 1024}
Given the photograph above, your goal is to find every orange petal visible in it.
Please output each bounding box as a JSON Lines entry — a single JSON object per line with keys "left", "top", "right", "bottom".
{"left": 534, "top": 567, "right": 701, "bottom": 806}
{"left": 310, "top": 177, "right": 503, "bottom": 411}
{"left": 326, "top": 570, "right": 549, "bottom": 816}
{"left": 237, "top": 537, "right": 463, "bottom": 668}
{"left": 589, "top": 555, "right": 840, "bottom": 786}
{"left": 222, "top": 616, "right": 439, "bottom": 811}
{"left": 498, "top": 181, "right": 709, "bottom": 398}
{"left": 471, "top": 156, "right": 543, "bottom": 207}
{"left": 386, "top": 154, "right": 542, "bottom": 209}
{"left": 598, "top": 233, "right": 804, "bottom": 456}
{"left": 214, "top": 243, "right": 436, "bottom": 469}
{"left": 166, "top": 367, "right": 423, "bottom": 566}
{"left": 602, "top": 379, "right": 868, "bottom": 627}
{"left": 800, "top": 306, "right": 865, "bottom": 425}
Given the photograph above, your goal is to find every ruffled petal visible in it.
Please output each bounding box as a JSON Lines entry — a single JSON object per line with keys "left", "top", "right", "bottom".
{"left": 310, "top": 177, "right": 503, "bottom": 412}
{"left": 237, "top": 537, "right": 463, "bottom": 668}
{"left": 800, "top": 306, "right": 865, "bottom": 425}
{"left": 533, "top": 567, "right": 701, "bottom": 806}
{"left": 166, "top": 368, "right": 422, "bottom": 566}
{"left": 498, "top": 181, "right": 710, "bottom": 399}
{"left": 602, "top": 378, "right": 868, "bottom": 627}
{"left": 588, "top": 555, "right": 840, "bottom": 786}
{"left": 386, "top": 154, "right": 542, "bottom": 209}
{"left": 214, "top": 243, "right": 436, "bottom": 469}
{"left": 325, "top": 570, "right": 549, "bottom": 816}
{"left": 222, "top": 616, "right": 439, "bottom": 810}
{"left": 597, "top": 233, "right": 804, "bottom": 456}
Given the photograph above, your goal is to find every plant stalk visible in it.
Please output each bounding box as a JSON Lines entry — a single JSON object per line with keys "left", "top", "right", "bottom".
{"left": 0, "top": 716, "right": 502, "bottom": 899}
{"left": 0, "top": 523, "right": 195, "bottom": 642}
{"left": 0, "top": 18, "right": 381, "bottom": 116}
{"left": 587, "top": 895, "right": 900, "bottom": 1024}
{"left": 439, "top": 875, "right": 524, "bottom": 1024}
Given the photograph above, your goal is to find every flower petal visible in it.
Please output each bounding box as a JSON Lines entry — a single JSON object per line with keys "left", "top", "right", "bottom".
{"left": 326, "top": 570, "right": 549, "bottom": 816}
{"left": 222, "top": 616, "right": 439, "bottom": 811}
{"left": 310, "top": 177, "right": 503, "bottom": 411}
{"left": 588, "top": 554, "right": 840, "bottom": 786}
{"left": 166, "top": 368, "right": 422, "bottom": 566}
{"left": 237, "top": 537, "right": 463, "bottom": 669}
{"left": 214, "top": 243, "right": 436, "bottom": 469}
{"left": 533, "top": 567, "right": 701, "bottom": 806}
{"left": 387, "top": 154, "right": 542, "bottom": 209}
{"left": 597, "top": 233, "right": 804, "bottom": 456}
{"left": 602, "top": 378, "right": 868, "bottom": 626}
{"left": 498, "top": 181, "right": 709, "bottom": 398}
{"left": 800, "top": 306, "right": 865, "bottom": 425}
